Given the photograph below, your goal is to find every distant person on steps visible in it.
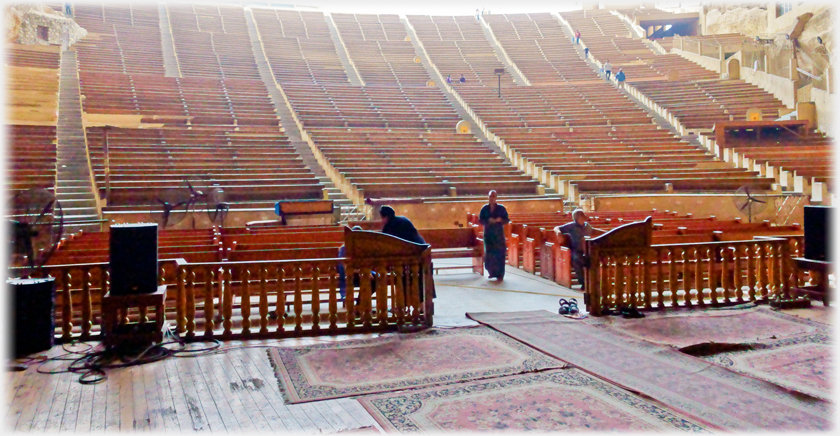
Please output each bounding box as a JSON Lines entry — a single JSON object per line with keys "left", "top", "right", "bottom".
{"left": 479, "top": 190, "right": 510, "bottom": 280}
{"left": 604, "top": 60, "right": 612, "bottom": 80}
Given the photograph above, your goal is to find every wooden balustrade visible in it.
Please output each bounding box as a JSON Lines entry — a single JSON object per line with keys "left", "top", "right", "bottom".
{"left": 585, "top": 218, "right": 794, "bottom": 316}
{"left": 12, "top": 228, "right": 433, "bottom": 342}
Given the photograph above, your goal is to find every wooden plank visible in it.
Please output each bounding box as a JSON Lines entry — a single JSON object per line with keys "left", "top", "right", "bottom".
{"left": 14, "top": 369, "right": 52, "bottom": 431}
{"left": 104, "top": 368, "right": 122, "bottom": 431}
{"left": 161, "top": 356, "right": 198, "bottom": 432}
{"left": 168, "top": 353, "right": 209, "bottom": 431}
{"left": 296, "top": 401, "right": 338, "bottom": 434}
{"left": 73, "top": 381, "right": 96, "bottom": 432}
{"left": 43, "top": 367, "right": 72, "bottom": 432}
{"left": 182, "top": 349, "right": 227, "bottom": 431}
{"left": 153, "top": 357, "right": 183, "bottom": 433}
{"left": 227, "top": 348, "right": 297, "bottom": 433}
{"left": 216, "top": 349, "right": 275, "bottom": 432}
{"left": 240, "top": 347, "right": 316, "bottom": 433}
{"left": 4, "top": 371, "right": 24, "bottom": 421}
{"left": 196, "top": 354, "right": 246, "bottom": 432}
{"left": 58, "top": 367, "right": 84, "bottom": 432}
{"left": 325, "top": 398, "right": 364, "bottom": 430}
{"left": 118, "top": 368, "right": 135, "bottom": 432}
{"left": 312, "top": 400, "right": 351, "bottom": 432}
{"left": 131, "top": 366, "right": 151, "bottom": 432}
{"left": 141, "top": 362, "right": 166, "bottom": 431}
{"left": 5, "top": 368, "right": 37, "bottom": 430}
{"left": 88, "top": 379, "right": 107, "bottom": 432}
{"left": 338, "top": 398, "right": 386, "bottom": 434}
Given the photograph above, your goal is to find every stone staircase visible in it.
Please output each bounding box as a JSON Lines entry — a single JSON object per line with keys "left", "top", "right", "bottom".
{"left": 158, "top": 3, "right": 182, "bottom": 78}
{"left": 403, "top": 18, "right": 561, "bottom": 197}
{"left": 56, "top": 50, "right": 101, "bottom": 233}
{"left": 324, "top": 13, "right": 365, "bottom": 86}
{"left": 244, "top": 8, "right": 359, "bottom": 222}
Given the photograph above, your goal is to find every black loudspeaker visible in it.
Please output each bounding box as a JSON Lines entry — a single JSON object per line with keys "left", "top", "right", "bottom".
{"left": 9, "top": 277, "right": 55, "bottom": 358}
{"left": 804, "top": 206, "right": 831, "bottom": 262}
{"left": 109, "top": 223, "right": 158, "bottom": 296}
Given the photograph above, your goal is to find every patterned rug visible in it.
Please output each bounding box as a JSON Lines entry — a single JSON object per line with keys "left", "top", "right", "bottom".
{"left": 702, "top": 333, "right": 832, "bottom": 401}
{"left": 466, "top": 310, "right": 832, "bottom": 431}
{"left": 586, "top": 306, "right": 829, "bottom": 349}
{"left": 359, "top": 369, "right": 712, "bottom": 433}
{"left": 267, "top": 327, "right": 565, "bottom": 403}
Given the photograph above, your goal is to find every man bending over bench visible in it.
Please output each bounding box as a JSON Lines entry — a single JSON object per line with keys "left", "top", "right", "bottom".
{"left": 479, "top": 190, "right": 510, "bottom": 280}
{"left": 554, "top": 209, "right": 605, "bottom": 291}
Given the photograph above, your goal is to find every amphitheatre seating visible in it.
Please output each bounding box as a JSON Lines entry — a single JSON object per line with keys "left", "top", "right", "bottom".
{"left": 6, "top": 44, "right": 61, "bottom": 69}
{"left": 6, "top": 47, "right": 59, "bottom": 125}
{"left": 49, "top": 228, "right": 223, "bottom": 265}
{"left": 8, "top": 125, "right": 57, "bottom": 194}
{"left": 406, "top": 15, "right": 513, "bottom": 86}
{"left": 85, "top": 125, "right": 324, "bottom": 206}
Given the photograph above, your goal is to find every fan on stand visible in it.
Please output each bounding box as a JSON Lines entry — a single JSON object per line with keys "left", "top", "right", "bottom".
{"left": 205, "top": 187, "right": 229, "bottom": 228}
{"left": 8, "top": 188, "right": 64, "bottom": 277}
{"left": 733, "top": 185, "right": 770, "bottom": 223}
{"left": 149, "top": 187, "right": 190, "bottom": 229}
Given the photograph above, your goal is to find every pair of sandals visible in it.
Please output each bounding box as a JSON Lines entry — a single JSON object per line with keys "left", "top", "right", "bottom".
{"left": 558, "top": 298, "right": 580, "bottom": 316}
{"left": 601, "top": 306, "right": 646, "bottom": 318}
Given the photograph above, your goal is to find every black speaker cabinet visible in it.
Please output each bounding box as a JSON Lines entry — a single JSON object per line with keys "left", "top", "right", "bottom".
{"left": 8, "top": 277, "right": 55, "bottom": 358}
{"left": 804, "top": 206, "right": 831, "bottom": 262}
{"left": 109, "top": 223, "right": 158, "bottom": 296}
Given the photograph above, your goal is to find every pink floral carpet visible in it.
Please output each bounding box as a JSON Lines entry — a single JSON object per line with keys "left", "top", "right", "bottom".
{"left": 587, "top": 306, "right": 828, "bottom": 348}
{"left": 467, "top": 310, "right": 832, "bottom": 431}
{"left": 703, "top": 333, "right": 832, "bottom": 401}
{"left": 359, "top": 369, "right": 711, "bottom": 432}
{"left": 267, "top": 327, "right": 564, "bottom": 403}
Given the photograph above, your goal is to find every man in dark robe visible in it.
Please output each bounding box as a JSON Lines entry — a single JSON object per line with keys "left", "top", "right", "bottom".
{"left": 479, "top": 190, "right": 509, "bottom": 280}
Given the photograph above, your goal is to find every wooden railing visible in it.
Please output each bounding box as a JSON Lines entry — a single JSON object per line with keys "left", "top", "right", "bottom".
{"left": 585, "top": 218, "right": 805, "bottom": 316}
{"left": 18, "top": 228, "right": 434, "bottom": 342}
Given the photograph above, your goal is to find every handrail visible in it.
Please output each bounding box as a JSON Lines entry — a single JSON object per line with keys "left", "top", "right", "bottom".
{"left": 478, "top": 16, "right": 531, "bottom": 86}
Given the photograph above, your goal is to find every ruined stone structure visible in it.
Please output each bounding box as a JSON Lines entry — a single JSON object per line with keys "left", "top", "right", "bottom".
{"left": 5, "top": 3, "right": 86, "bottom": 46}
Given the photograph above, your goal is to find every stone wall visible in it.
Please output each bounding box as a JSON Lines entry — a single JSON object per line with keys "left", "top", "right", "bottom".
{"left": 5, "top": 3, "right": 86, "bottom": 46}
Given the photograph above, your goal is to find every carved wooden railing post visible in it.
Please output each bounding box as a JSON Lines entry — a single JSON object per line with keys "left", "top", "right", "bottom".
{"left": 694, "top": 247, "right": 704, "bottom": 306}
{"left": 655, "top": 248, "right": 664, "bottom": 309}
{"left": 80, "top": 269, "right": 92, "bottom": 340}
{"left": 747, "top": 244, "right": 757, "bottom": 301}
{"left": 259, "top": 267, "right": 268, "bottom": 335}
{"left": 615, "top": 254, "right": 625, "bottom": 309}
{"left": 204, "top": 267, "right": 215, "bottom": 339}
{"left": 642, "top": 250, "right": 652, "bottom": 309}
{"left": 780, "top": 240, "right": 792, "bottom": 300}
{"left": 222, "top": 267, "right": 233, "bottom": 338}
{"left": 99, "top": 268, "right": 108, "bottom": 329}
{"left": 311, "top": 266, "right": 321, "bottom": 334}
{"left": 360, "top": 267, "right": 373, "bottom": 329}
{"left": 627, "top": 254, "right": 637, "bottom": 308}
{"left": 241, "top": 269, "right": 251, "bottom": 336}
{"left": 61, "top": 270, "right": 73, "bottom": 341}
{"left": 708, "top": 247, "right": 718, "bottom": 305}
{"left": 733, "top": 244, "right": 744, "bottom": 302}
{"left": 721, "top": 247, "right": 731, "bottom": 304}
{"left": 669, "top": 248, "right": 678, "bottom": 307}
{"left": 410, "top": 263, "right": 421, "bottom": 325}
{"left": 424, "top": 257, "right": 435, "bottom": 327}
{"left": 176, "top": 265, "right": 186, "bottom": 334}
{"left": 682, "top": 248, "right": 691, "bottom": 306}
{"left": 276, "top": 267, "right": 286, "bottom": 333}
{"left": 328, "top": 266, "right": 338, "bottom": 333}
{"left": 758, "top": 242, "right": 769, "bottom": 299}
{"left": 186, "top": 270, "right": 196, "bottom": 339}
{"left": 376, "top": 265, "right": 388, "bottom": 328}
{"left": 345, "top": 266, "right": 355, "bottom": 330}
{"left": 394, "top": 265, "right": 406, "bottom": 326}
{"left": 294, "top": 266, "right": 304, "bottom": 335}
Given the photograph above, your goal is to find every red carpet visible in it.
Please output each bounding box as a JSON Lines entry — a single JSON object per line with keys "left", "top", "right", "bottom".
{"left": 268, "top": 327, "right": 564, "bottom": 403}
{"left": 586, "top": 306, "right": 829, "bottom": 349}
{"left": 359, "top": 369, "right": 712, "bottom": 432}
{"left": 466, "top": 310, "right": 832, "bottom": 431}
{"left": 703, "top": 333, "right": 832, "bottom": 401}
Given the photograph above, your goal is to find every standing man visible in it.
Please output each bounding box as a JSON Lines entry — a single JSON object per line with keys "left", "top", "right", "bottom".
{"left": 603, "top": 60, "right": 612, "bottom": 80}
{"left": 615, "top": 68, "right": 626, "bottom": 88}
{"left": 584, "top": 47, "right": 589, "bottom": 58}
{"left": 479, "top": 190, "right": 510, "bottom": 280}
{"left": 574, "top": 30, "right": 581, "bottom": 44}
{"left": 554, "top": 209, "right": 605, "bottom": 291}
